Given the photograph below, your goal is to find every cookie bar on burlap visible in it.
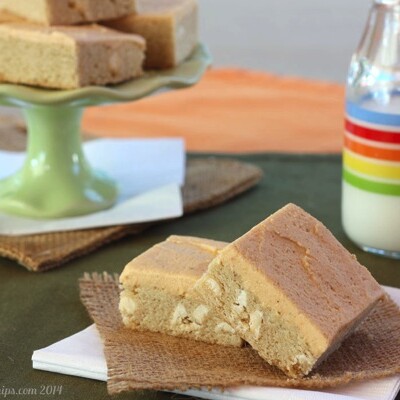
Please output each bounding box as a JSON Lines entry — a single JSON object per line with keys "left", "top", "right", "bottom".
{"left": 194, "top": 204, "right": 385, "bottom": 378}
{"left": 120, "top": 235, "right": 243, "bottom": 347}
{"left": 80, "top": 273, "right": 400, "bottom": 395}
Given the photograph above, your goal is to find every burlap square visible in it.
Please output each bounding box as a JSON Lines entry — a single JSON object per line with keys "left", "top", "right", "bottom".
{"left": 80, "top": 273, "right": 400, "bottom": 396}
{"left": 0, "top": 114, "right": 262, "bottom": 271}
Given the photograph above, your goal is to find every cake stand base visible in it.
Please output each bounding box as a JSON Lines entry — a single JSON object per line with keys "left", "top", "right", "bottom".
{"left": 0, "top": 44, "right": 211, "bottom": 219}
{"left": 0, "top": 105, "right": 117, "bottom": 219}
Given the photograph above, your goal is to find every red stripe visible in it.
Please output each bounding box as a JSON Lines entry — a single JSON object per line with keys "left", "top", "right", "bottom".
{"left": 345, "top": 119, "right": 400, "bottom": 144}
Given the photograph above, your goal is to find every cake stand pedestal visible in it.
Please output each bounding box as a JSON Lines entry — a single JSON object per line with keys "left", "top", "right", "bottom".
{"left": 0, "top": 44, "right": 211, "bottom": 219}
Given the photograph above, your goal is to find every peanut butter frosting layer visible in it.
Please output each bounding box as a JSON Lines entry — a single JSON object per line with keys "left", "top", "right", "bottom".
{"left": 120, "top": 235, "right": 227, "bottom": 296}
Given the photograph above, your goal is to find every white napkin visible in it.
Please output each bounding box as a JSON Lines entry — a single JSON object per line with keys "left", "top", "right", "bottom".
{"left": 32, "top": 286, "right": 400, "bottom": 400}
{"left": 0, "top": 138, "right": 185, "bottom": 235}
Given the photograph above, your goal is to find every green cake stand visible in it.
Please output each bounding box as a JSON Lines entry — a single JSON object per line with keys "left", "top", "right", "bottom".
{"left": 0, "top": 44, "right": 211, "bottom": 219}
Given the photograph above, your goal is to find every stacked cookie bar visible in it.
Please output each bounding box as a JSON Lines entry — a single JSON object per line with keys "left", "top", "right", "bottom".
{"left": 104, "top": 0, "right": 198, "bottom": 69}
{"left": 120, "top": 204, "right": 385, "bottom": 377}
{"left": 0, "top": 0, "right": 199, "bottom": 89}
{"left": 0, "top": 23, "right": 145, "bottom": 89}
{"left": 1, "top": 0, "right": 137, "bottom": 25}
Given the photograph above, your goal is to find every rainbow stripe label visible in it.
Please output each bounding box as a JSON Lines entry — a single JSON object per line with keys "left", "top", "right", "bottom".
{"left": 344, "top": 101, "right": 400, "bottom": 196}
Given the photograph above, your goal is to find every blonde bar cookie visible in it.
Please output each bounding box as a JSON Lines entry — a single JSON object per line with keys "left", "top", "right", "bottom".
{"left": 104, "top": 0, "right": 198, "bottom": 69}
{"left": 0, "top": 0, "right": 136, "bottom": 26}
{"left": 119, "top": 236, "right": 243, "bottom": 347}
{"left": 194, "top": 204, "right": 385, "bottom": 377}
{"left": 0, "top": 23, "right": 145, "bottom": 89}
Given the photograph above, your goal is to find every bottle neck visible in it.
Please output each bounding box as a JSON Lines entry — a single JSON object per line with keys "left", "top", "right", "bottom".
{"left": 347, "top": 0, "right": 400, "bottom": 101}
{"left": 374, "top": 0, "right": 400, "bottom": 5}
{"left": 356, "top": 1, "right": 400, "bottom": 67}
{"left": 372, "top": 0, "right": 400, "bottom": 15}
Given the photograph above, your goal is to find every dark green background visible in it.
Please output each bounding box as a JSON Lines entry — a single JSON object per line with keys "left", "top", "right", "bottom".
{"left": 1, "top": 154, "right": 399, "bottom": 400}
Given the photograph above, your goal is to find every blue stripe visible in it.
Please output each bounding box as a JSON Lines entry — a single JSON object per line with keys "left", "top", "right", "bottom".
{"left": 346, "top": 100, "right": 400, "bottom": 127}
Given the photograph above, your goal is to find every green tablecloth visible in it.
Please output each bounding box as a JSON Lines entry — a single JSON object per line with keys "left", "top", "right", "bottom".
{"left": 1, "top": 153, "right": 399, "bottom": 400}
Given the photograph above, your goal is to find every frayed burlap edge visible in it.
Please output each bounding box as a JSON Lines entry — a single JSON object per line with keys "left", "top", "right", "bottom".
{"left": 79, "top": 273, "right": 400, "bottom": 395}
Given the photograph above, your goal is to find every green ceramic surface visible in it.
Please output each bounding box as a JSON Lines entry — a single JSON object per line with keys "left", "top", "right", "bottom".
{"left": 0, "top": 106, "right": 118, "bottom": 218}
{"left": 0, "top": 45, "right": 211, "bottom": 219}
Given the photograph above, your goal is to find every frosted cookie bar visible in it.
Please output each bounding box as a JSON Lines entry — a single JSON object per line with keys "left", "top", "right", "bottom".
{"left": 104, "top": 0, "right": 198, "bottom": 69}
{"left": 0, "top": 0, "right": 136, "bottom": 26}
{"left": 0, "top": 24, "right": 145, "bottom": 89}
{"left": 194, "top": 204, "right": 385, "bottom": 377}
{"left": 119, "top": 235, "right": 243, "bottom": 347}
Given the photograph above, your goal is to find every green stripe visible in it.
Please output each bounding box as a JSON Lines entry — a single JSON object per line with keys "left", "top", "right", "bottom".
{"left": 344, "top": 169, "right": 400, "bottom": 196}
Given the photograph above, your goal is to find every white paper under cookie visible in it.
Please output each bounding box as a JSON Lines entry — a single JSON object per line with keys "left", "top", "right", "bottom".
{"left": 32, "top": 286, "right": 400, "bottom": 400}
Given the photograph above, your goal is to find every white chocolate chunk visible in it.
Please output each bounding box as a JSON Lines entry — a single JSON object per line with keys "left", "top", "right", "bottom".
{"left": 233, "top": 289, "right": 248, "bottom": 313}
{"left": 109, "top": 52, "right": 122, "bottom": 75}
{"left": 171, "top": 303, "right": 189, "bottom": 325}
{"left": 292, "top": 354, "right": 313, "bottom": 374}
{"left": 192, "top": 305, "right": 209, "bottom": 324}
{"left": 119, "top": 294, "right": 137, "bottom": 316}
{"left": 171, "top": 303, "right": 201, "bottom": 332}
{"left": 249, "top": 310, "right": 263, "bottom": 339}
{"left": 215, "top": 322, "right": 236, "bottom": 334}
{"left": 294, "top": 354, "right": 310, "bottom": 364}
{"left": 207, "top": 279, "right": 221, "bottom": 296}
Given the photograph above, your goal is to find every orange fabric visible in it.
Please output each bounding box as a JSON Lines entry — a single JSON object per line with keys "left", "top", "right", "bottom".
{"left": 83, "top": 68, "right": 345, "bottom": 153}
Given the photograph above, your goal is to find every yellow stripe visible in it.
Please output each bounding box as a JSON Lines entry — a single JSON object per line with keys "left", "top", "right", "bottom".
{"left": 343, "top": 149, "right": 400, "bottom": 180}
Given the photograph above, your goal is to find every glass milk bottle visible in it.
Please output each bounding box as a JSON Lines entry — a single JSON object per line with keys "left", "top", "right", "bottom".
{"left": 343, "top": 0, "right": 400, "bottom": 258}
